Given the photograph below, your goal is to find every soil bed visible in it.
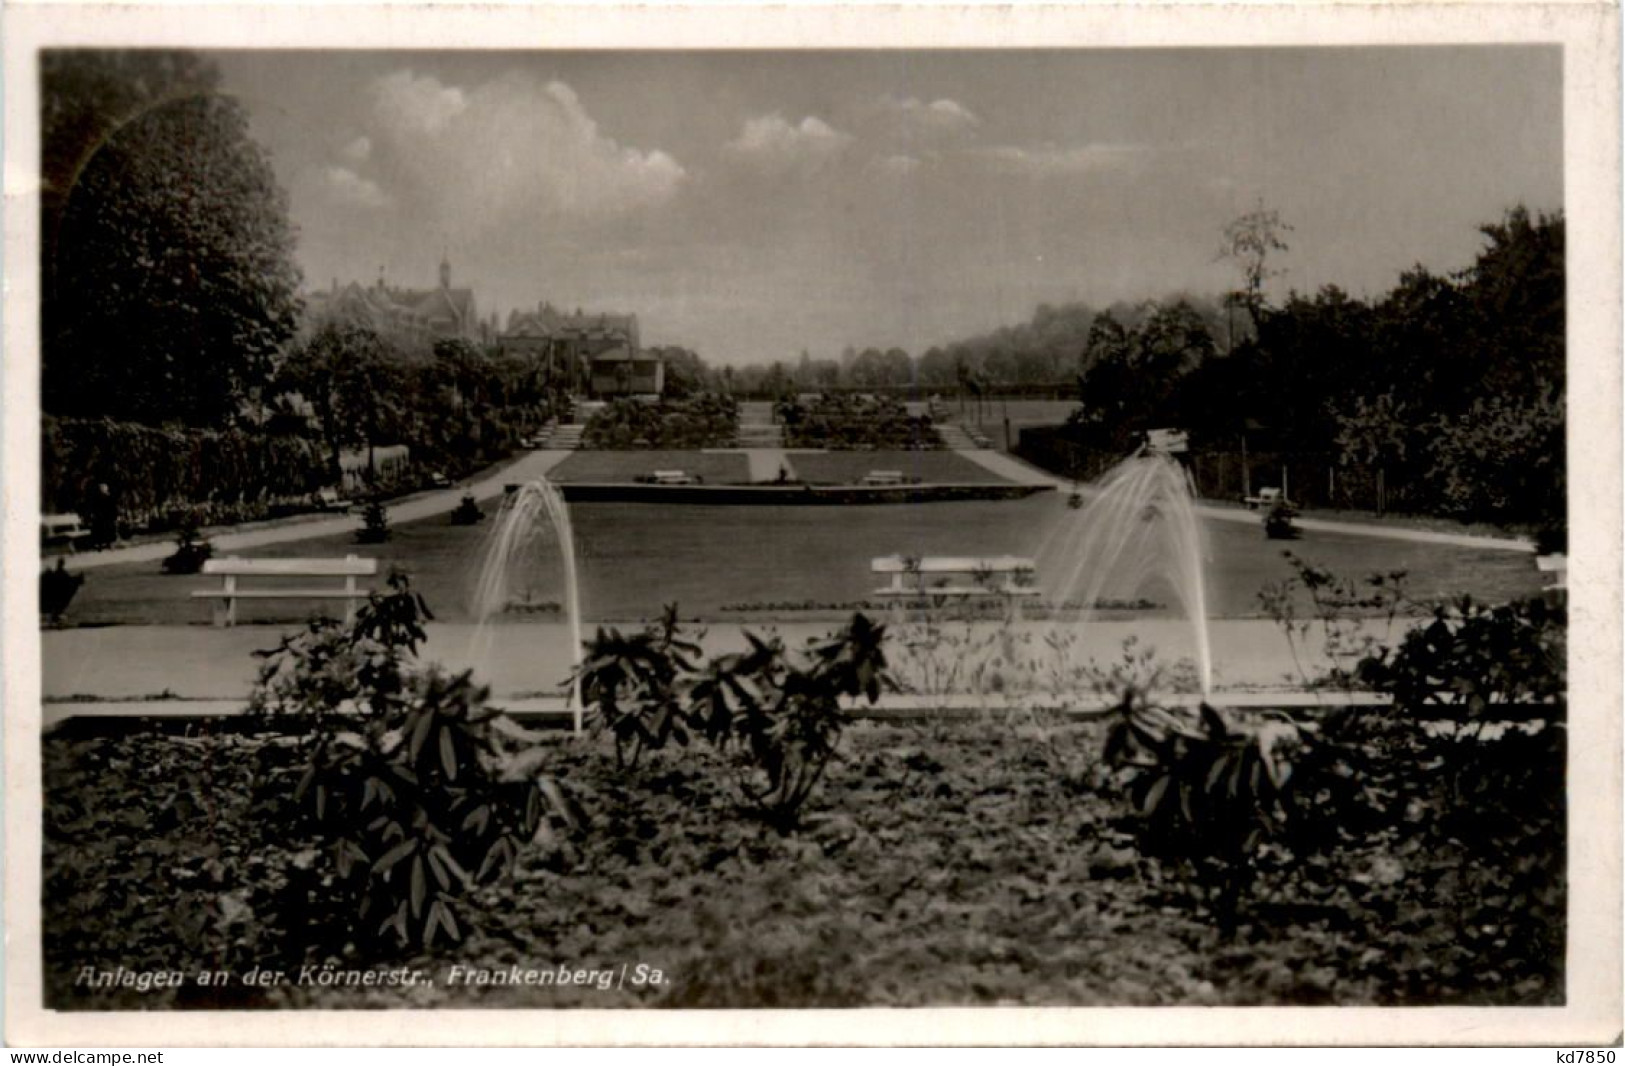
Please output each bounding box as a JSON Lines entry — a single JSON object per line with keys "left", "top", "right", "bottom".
{"left": 43, "top": 712, "right": 1562, "bottom": 1010}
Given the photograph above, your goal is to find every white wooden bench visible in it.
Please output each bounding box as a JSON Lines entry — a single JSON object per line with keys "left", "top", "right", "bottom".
{"left": 861, "top": 470, "right": 907, "bottom": 486}
{"left": 192, "top": 555, "right": 377, "bottom": 627}
{"left": 41, "top": 513, "right": 91, "bottom": 552}
{"left": 1536, "top": 553, "right": 1567, "bottom": 603}
{"left": 651, "top": 469, "right": 696, "bottom": 485}
{"left": 872, "top": 554, "right": 1039, "bottom": 620}
{"left": 1244, "top": 487, "right": 1283, "bottom": 510}
{"left": 313, "top": 487, "right": 352, "bottom": 512}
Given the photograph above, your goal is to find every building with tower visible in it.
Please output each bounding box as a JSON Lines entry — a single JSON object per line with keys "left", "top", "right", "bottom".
{"left": 301, "top": 255, "right": 482, "bottom": 354}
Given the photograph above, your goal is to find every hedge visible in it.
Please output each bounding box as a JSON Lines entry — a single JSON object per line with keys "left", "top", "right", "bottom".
{"left": 780, "top": 394, "right": 942, "bottom": 451}
{"left": 41, "top": 416, "right": 328, "bottom": 531}
{"left": 583, "top": 396, "right": 739, "bottom": 450}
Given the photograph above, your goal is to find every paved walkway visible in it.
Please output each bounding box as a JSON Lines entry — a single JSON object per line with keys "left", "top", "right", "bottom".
{"left": 745, "top": 448, "right": 793, "bottom": 483}
{"left": 953, "top": 448, "right": 1535, "bottom": 554}
{"left": 41, "top": 617, "right": 1403, "bottom": 705}
{"left": 955, "top": 447, "right": 1062, "bottom": 487}
{"left": 56, "top": 450, "right": 573, "bottom": 573}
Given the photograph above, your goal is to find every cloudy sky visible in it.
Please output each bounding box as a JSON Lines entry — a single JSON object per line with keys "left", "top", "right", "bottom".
{"left": 213, "top": 48, "right": 1561, "bottom": 365}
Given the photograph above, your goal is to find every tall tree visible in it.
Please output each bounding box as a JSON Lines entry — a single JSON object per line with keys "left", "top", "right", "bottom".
{"left": 1217, "top": 201, "right": 1293, "bottom": 338}
{"left": 276, "top": 324, "right": 395, "bottom": 484}
{"left": 1460, "top": 206, "right": 1565, "bottom": 397}
{"left": 42, "top": 50, "right": 302, "bottom": 425}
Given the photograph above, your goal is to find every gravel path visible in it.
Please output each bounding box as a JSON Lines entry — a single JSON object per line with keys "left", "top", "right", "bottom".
{"left": 952, "top": 449, "right": 1535, "bottom": 553}
{"left": 53, "top": 450, "right": 573, "bottom": 573}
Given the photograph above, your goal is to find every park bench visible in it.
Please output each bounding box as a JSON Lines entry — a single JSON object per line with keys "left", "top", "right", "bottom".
{"left": 1244, "top": 487, "right": 1284, "bottom": 510}
{"left": 871, "top": 554, "right": 1040, "bottom": 620}
{"left": 192, "top": 554, "right": 377, "bottom": 627}
{"left": 651, "top": 470, "right": 696, "bottom": 485}
{"left": 1536, "top": 553, "right": 1567, "bottom": 604}
{"left": 41, "top": 513, "right": 91, "bottom": 552}
{"left": 312, "top": 487, "right": 352, "bottom": 512}
{"left": 861, "top": 470, "right": 907, "bottom": 486}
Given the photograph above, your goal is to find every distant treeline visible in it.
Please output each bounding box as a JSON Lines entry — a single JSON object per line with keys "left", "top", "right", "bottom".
{"left": 1008, "top": 207, "right": 1562, "bottom": 530}
{"left": 714, "top": 206, "right": 1563, "bottom": 532}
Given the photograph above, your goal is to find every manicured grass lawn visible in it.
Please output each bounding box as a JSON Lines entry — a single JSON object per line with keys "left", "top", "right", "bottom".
{"left": 549, "top": 450, "right": 750, "bottom": 484}
{"left": 789, "top": 450, "right": 1009, "bottom": 485}
{"left": 60, "top": 494, "right": 1546, "bottom": 627}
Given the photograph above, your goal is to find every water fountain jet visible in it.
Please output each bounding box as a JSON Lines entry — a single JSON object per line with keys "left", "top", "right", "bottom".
{"left": 1036, "top": 449, "right": 1213, "bottom": 698}
{"left": 468, "top": 479, "right": 584, "bottom": 731}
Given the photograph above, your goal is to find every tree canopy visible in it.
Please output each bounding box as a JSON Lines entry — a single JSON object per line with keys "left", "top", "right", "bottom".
{"left": 41, "top": 50, "right": 303, "bottom": 426}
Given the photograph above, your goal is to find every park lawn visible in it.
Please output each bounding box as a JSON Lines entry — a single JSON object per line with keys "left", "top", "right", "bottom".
{"left": 548, "top": 451, "right": 750, "bottom": 484}
{"left": 58, "top": 494, "right": 1547, "bottom": 628}
{"left": 789, "top": 450, "right": 1010, "bottom": 485}
{"left": 42, "top": 715, "right": 1562, "bottom": 1010}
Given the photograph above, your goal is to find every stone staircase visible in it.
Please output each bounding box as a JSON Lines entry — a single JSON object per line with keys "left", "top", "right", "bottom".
{"left": 548, "top": 423, "right": 586, "bottom": 450}
{"left": 934, "top": 422, "right": 988, "bottom": 450}
{"left": 734, "top": 401, "right": 784, "bottom": 447}
{"left": 545, "top": 399, "right": 603, "bottom": 450}
{"left": 734, "top": 423, "right": 784, "bottom": 447}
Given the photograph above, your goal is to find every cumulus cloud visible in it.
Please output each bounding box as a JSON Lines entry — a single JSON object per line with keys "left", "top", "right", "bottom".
{"left": 878, "top": 95, "right": 980, "bottom": 136}
{"left": 870, "top": 153, "right": 924, "bottom": 177}
{"left": 372, "top": 70, "right": 467, "bottom": 135}
{"left": 340, "top": 136, "right": 372, "bottom": 164}
{"left": 725, "top": 113, "right": 851, "bottom": 172}
{"left": 363, "top": 69, "right": 686, "bottom": 228}
{"left": 971, "top": 142, "right": 1155, "bottom": 178}
{"left": 319, "top": 164, "right": 390, "bottom": 208}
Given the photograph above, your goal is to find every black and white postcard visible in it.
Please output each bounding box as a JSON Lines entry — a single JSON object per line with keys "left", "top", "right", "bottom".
{"left": 5, "top": 1, "right": 1619, "bottom": 1048}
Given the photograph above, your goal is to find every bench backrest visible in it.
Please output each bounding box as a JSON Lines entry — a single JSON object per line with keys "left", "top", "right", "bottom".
{"left": 872, "top": 554, "right": 1035, "bottom": 575}
{"left": 41, "top": 513, "right": 84, "bottom": 533}
{"left": 202, "top": 555, "right": 378, "bottom": 577}
{"left": 1255, "top": 487, "right": 1282, "bottom": 503}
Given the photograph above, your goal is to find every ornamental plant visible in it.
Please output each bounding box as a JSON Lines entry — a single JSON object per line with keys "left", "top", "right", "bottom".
{"left": 249, "top": 573, "right": 567, "bottom": 953}
{"left": 1263, "top": 500, "right": 1300, "bottom": 540}
{"left": 450, "top": 493, "right": 483, "bottom": 526}
{"left": 160, "top": 512, "right": 214, "bottom": 574}
{"left": 575, "top": 608, "right": 896, "bottom": 827}
{"left": 575, "top": 604, "right": 704, "bottom": 770}
{"left": 1358, "top": 594, "right": 1565, "bottom": 715}
{"left": 355, "top": 497, "right": 390, "bottom": 544}
{"left": 690, "top": 613, "right": 893, "bottom": 827}
{"left": 1102, "top": 693, "right": 1311, "bottom": 934}
{"left": 39, "top": 558, "right": 85, "bottom": 624}
{"left": 1258, "top": 552, "right": 1410, "bottom": 692}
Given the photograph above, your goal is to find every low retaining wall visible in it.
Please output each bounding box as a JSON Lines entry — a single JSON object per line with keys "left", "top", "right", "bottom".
{"left": 48, "top": 691, "right": 1562, "bottom": 733}
{"left": 554, "top": 482, "right": 1052, "bottom": 505}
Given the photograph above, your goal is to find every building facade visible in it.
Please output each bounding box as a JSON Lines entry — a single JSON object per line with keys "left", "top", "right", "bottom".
{"left": 497, "top": 302, "right": 661, "bottom": 397}
{"left": 302, "top": 257, "right": 482, "bottom": 353}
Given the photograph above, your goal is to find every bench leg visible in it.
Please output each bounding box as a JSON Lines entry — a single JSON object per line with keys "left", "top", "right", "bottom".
{"left": 213, "top": 576, "right": 237, "bottom": 627}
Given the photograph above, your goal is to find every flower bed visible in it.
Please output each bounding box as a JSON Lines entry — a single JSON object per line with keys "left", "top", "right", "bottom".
{"left": 781, "top": 394, "right": 942, "bottom": 451}
{"left": 581, "top": 396, "right": 738, "bottom": 450}
{"left": 43, "top": 704, "right": 1561, "bottom": 1009}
